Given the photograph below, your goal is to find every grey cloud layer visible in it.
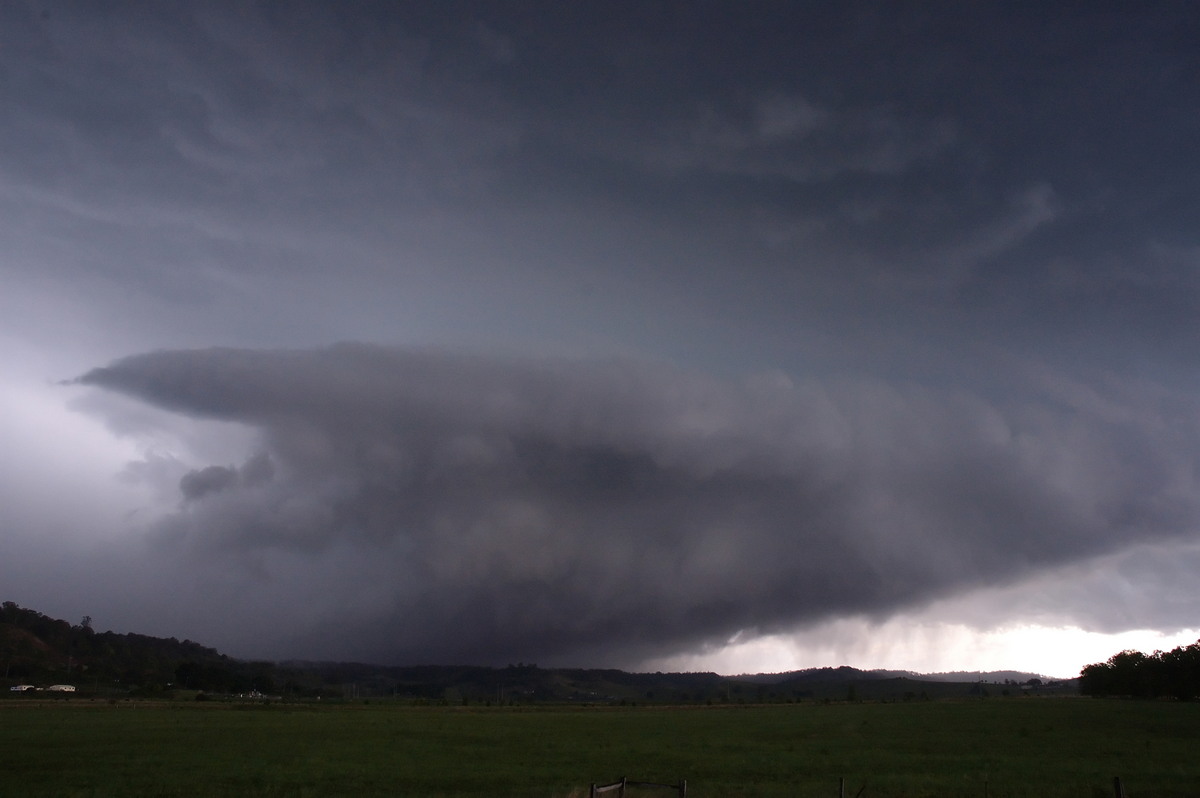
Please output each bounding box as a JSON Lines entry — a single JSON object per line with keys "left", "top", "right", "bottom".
{"left": 4, "top": 2, "right": 1198, "bottom": 669}
{"left": 1, "top": 0, "right": 1196, "bottom": 429}
{"left": 77, "top": 345, "right": 1200, "bottom": 664}
{"left": 5, "top": 2, "right": 1197, "bottom": 367}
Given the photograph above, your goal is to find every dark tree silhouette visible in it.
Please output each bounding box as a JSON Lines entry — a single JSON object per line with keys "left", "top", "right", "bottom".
{"left": 1081, "top": 641, "right": 1200, "bottom": 700}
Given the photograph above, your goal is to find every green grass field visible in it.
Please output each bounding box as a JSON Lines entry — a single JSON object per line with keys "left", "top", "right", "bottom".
{"left": 2, "top": 698, "right": 1196, "bottom": 797}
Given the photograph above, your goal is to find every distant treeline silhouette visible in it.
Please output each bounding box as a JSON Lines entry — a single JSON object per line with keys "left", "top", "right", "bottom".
{"left": 1080, "top": 640, "right": 1200, "bottom": 700}
{"left": 4, "top": 600, "right": 1074, "bottom": 703}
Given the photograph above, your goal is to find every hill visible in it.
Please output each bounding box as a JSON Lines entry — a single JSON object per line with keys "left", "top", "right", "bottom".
{"left": 1, "top": 601, "right": 279, "bottom": 696}
{"left": 1, "top": 601, "right": 1076, "bottom": 702}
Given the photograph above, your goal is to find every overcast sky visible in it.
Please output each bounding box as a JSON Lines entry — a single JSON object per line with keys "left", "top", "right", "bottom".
{"left": 3, "top": 1, "right": 1199, "bottom": 677}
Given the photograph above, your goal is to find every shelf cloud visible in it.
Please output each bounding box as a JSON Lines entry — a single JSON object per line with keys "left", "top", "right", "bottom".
{"left": 74, "top": 344, "right": 1200, "bottom": 664}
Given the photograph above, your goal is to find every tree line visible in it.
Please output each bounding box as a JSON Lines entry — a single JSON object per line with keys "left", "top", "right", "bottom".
{"left": 1080, "top": 640, "right": 1200, "bottom": 700}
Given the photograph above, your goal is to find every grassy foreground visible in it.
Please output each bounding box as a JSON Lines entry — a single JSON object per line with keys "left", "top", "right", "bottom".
{"left": 2, "top": 698, "right": 1197, "bottom": 797}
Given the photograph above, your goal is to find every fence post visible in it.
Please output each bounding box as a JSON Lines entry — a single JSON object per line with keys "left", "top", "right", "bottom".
{"left": 590, "top": 785, "right": 597, "bottom": 798}
{"left": 1113, "top": 776, "right": 1125, "bottom": 798}
{"left": 619, "top": 776, "right": 627, "bottom": 798}
{"left": 679, "top": 778, "right": 686, "bottom": 798}
{"left": 839, "top": 777, "right": 845, "bottom": 798}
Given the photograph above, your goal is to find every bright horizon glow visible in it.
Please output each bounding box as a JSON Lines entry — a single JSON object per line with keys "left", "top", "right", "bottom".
{"left": 642, "top": 620, "right": 1200, "bottom": 680}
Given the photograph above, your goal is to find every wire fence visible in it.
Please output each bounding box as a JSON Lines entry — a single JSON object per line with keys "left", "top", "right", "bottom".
{"left": 590, "top": 777, "right": 686, "bottom": 797}
{"left": 588, "top": 774, "right": 1136, "bottom": 797}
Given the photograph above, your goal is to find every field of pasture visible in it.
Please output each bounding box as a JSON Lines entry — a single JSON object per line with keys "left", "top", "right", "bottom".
{"left": 2, "top": 697, "right": 1197, "bottom": 797}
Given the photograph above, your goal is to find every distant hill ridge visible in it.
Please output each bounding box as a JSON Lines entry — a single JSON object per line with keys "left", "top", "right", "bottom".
{"left": 739, "top": 666, "right": 1063, "bottom": 685}
{"left": 2, "top": 601, "right": 1075, "bottom": 702}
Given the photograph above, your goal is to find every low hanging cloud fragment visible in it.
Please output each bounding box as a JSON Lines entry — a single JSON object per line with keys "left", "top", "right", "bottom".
{"left": 75, "top": 344, "right": 1200, "bottom": 665}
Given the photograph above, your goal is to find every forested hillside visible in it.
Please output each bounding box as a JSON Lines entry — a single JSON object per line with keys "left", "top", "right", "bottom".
{"left": 1, "top": 602, "right": 280, "bottom": 695}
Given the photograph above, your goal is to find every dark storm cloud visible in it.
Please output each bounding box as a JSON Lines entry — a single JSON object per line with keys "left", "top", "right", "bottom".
{"left": 76, "top": 345, "right": 1200, "bottom": 664}
{"left": 179, "top": 465, "right": 238, "bottom": 501}
{"left": 5, "top": 1, "right": 1199, "bottom": 673}
{"left": 4, "top": 1, "right": 1198, "bottom": 374}
{"left": 179, "top": 454, "right": 273, "bottom": 501}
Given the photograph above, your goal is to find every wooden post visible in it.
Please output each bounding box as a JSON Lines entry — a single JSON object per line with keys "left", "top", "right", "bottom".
{"left": 590, "top": 785, "right": 597, "bottom": 798}
{"left": 679, "top": 778, "right": 687, "bottom": 798}
{"left": 619, "top": 776, "right": 627, "bottom": 798}
{"left": 839, "top": 777, "right": 845, "bottom": 798}
{"left": 1113, "top": 776, "right": 1125, "bottom": 798}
